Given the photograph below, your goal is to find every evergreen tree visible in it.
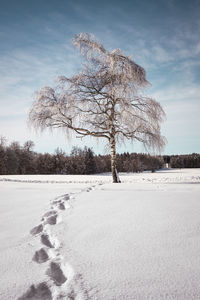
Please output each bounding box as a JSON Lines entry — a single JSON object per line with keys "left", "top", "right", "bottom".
{"left": 84, "top": 147, "right": 97, "bottom": 174}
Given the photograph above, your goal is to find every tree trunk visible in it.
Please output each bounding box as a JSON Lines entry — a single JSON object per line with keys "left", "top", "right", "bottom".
{"left": 110, "top": 137, "right": 121, "bottom": 183}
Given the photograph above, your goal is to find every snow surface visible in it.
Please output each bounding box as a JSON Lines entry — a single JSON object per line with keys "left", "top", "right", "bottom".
{"left": 0, "top": 169, "right": 200, "bottom": 299}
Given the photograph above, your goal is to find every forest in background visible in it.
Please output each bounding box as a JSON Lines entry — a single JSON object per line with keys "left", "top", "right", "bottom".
{"left": 0, "top": 139, "right": 200, "bottom": 175}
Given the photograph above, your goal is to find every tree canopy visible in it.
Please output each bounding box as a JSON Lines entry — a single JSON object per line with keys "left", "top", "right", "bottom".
{"left": 29, "top": 33, "right": 166, "bottom": 182}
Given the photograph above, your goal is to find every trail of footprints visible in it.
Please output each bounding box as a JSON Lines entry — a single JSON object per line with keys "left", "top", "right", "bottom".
{"left": 19, "top": 185, "right": 98, "bottom": 300}
{"left": 18, "top": 193, "right": 74, "bottom": 300}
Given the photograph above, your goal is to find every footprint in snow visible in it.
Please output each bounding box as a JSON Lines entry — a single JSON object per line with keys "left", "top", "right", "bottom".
{"left": 41, "top": 234, "right": 54, "bottom": 248}
{"left": 58, "top": 202, "right": 65, "bottom": 210}
{"left": 30, "top": 224, "right": 43, "bottom": 236}
{"left": 42, "top": 210, "right": 57, "bottom": 218}
{"left": 18, "top": 282, "right": 52, "bottom": 300}
{"left": 52, "top": 199, "right": 66, "bottom": 210}
{"left": 40, "top": 233, "right": 60, "bottom": 249}
{"left": 32, "top": 248, "right": 49, "bottom": 264}
{"left": 54, "top": 194, "right": 70, "bottom": 202}
{"left": 46, "top": 261, "right": 67, "bottom": 286}
{"left": 46, "top": 214, "right": 58, "bottom": 225}
{"left": 62, "top": 194, "right": 70, "bottom": 201}
{"left": 42, "top": 210, "right": 60, "bottom": 225}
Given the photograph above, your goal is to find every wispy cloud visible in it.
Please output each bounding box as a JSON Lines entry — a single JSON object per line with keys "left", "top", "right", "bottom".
{"left": 0, "top": 40, "right": 81, "bottom": 117}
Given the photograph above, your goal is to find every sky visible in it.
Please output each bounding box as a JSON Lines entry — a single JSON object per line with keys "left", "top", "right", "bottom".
{"left": 0, "top": 0, "right": 200, "bottom": 155}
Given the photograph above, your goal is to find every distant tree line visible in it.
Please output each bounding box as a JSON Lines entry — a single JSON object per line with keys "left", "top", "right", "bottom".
{"left": 0, "top": 138, "right": 199, "bottom": 175}
{"left": 169, "top": 154, "right": 200, "bottom": 168}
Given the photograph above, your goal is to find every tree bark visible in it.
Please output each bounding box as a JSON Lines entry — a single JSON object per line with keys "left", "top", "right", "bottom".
{"left": 110, "top": 137, "right": 121, "bottom": 183}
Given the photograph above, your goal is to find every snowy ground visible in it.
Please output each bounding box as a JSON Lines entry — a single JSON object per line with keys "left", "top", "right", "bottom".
{"left": 0, "top": 169, "right": 200, "bottom": 299}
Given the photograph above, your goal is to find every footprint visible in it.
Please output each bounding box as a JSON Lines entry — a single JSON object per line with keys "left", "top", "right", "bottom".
{"left": 32, "top": 248, "right": 49, "bottom": 263}
{"left": 41, "top": 233, "right": 60, "bottom": 249}
{"left": 52, "top": 199, "right": 66, "bottom": 210}
{"left": 53, "top": 193, "right": 70, "bottom": 203}
{"left": 58, "top": 202, "right": 65, "bottom": 210}
{"left": 41, "top": 234, "right": 54, "bottom": 248}
{"left": 47, "top": 262, "right": 67, "bottom": 286}
{"left": 52, "top": 199, "right": 60, "bottom": 205}
{"left": 42, "top": 210, "right": 57, "bottom": 218}
{"left": 30, "top": 224, "right": 43, "bottom": 236}
{"left": 18, "top": 282, "right": 52, "bottom": 300}
{"left": 62, "top": 194, "right": 70, "bottom": 201}
{"left": 45, "top": 214, "right": 58, "bottom": 225}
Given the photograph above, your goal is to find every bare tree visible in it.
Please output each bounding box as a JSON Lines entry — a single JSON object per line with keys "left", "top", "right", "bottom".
{"left": 29, "top": 33, "right": 166, "bottom": 183}
{"left": 23, "top": 140, "right": 35, "bottom": 152}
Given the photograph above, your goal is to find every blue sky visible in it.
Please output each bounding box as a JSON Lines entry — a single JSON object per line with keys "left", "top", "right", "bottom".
{"left": 0, "top": 0, "right": 200, "bottom": 155}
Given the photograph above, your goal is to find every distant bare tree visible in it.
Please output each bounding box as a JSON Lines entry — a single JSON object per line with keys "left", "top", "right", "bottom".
{"left": 23, "top": 140, "right": 35, "bottom": 152}
{"left": 29, "top": 33, "right": 166, "bottom": 182}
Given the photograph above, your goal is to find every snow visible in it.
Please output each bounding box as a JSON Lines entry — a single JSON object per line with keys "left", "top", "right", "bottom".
{"left": 1, "top": 168, "right": 200, "bottom": 184}
{"left": 0, "top": 169, "right": 200, "bottom": 299}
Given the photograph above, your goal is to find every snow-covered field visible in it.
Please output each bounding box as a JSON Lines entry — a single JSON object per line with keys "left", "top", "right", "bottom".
{"left": 0, "top": 169, "right": 200, "bottom": 300}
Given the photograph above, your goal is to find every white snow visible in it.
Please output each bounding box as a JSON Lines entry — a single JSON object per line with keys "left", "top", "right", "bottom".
{"left": 0, "top": 169, "right": 200, "bottom": 299}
